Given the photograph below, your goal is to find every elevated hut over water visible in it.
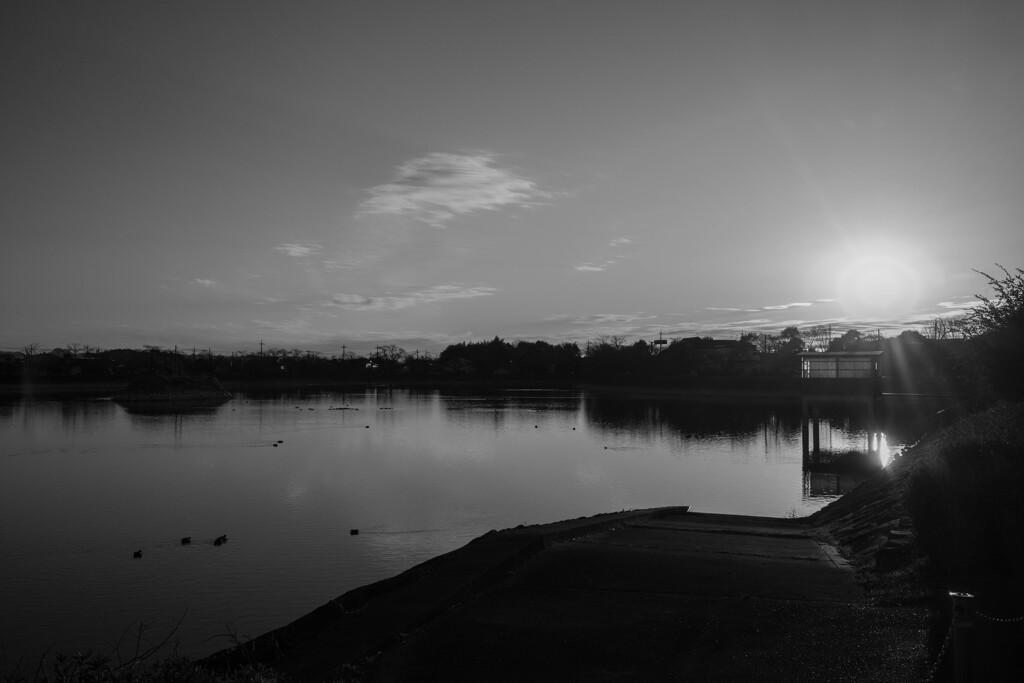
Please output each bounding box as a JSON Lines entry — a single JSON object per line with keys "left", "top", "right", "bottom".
{"left": 798, "top": 351, "right": 884, "bottom": 464}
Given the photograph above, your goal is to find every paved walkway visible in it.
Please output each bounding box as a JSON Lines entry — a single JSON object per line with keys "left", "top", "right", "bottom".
{"left": 207, "top": 508, "right": 930, "bottom": 682}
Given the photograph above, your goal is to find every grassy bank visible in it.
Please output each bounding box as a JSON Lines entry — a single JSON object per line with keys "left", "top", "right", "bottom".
{"left": 905, "top": 402, "right": 1024, "bottom": 583}
{"left": 811, "top": 401, "right": 1024, "bottom": 595}
{"left": 810, "top": 400, "right": 1024, "bottom": 680}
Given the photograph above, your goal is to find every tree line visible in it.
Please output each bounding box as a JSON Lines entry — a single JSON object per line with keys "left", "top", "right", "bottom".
{"left": 5, "top": 266, "right": 1020, "bottom": 397}
{"left": 0, "top": 326, "right": 974, "bottom": 390}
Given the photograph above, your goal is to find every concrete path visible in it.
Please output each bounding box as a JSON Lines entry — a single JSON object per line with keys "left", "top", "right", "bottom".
{"left": 207, "top": 508, "right": 931, "bottom": 682}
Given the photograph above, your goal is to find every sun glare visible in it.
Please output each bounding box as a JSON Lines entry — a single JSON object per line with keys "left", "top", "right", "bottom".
{"left": 833, "top": 241, "right": 923, "bottom": 318}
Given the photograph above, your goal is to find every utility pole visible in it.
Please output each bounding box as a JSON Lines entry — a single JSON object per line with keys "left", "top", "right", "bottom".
{"left": 259, "top": 340, "right": 264, "bottom": 357}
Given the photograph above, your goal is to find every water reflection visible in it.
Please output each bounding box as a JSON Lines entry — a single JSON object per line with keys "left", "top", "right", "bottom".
{"left": 117, "top": 399, "right": 230, "bottom": 416}
{"left": 804, "top": 471, "right": 870, "bottom": 498}
{"left": 581, "top": 395, "right": 801, "bottom": 440}
{"left": 0, "top": 388, "right": 926, "bottom": 667}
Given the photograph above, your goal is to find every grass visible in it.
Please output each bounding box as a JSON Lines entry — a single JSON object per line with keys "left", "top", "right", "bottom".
{"left": 2, "top": 654, "right": 282, "bottom": 683}
{"left": 901, "top": 402, "right": 1024, "bottom": 683}
{"left": 2, "top": 617, "right": 288, "bottom": 683}
{"left": 905, "top": 401, "right": 1024, "bottom": 584}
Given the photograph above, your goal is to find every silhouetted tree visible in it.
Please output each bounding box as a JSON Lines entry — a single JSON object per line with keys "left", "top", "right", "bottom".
{"left": 964, "top": 265, "right": 1024, "bottom": 398}
{"left": 922, "top": 315, "right": 968, "bottom": 340}
{"left": 376, "top": 344, "right": 406, "bottom": 362}
{"left": 778, "top": 326, "right": 804, "bottom": 354}
{"left": 738, "top": 332, "right": 760, "bottom": 350}
{"left": 828, "top": 329, "right": 863, "bottom": 352}
{"left": 806, "top": 325, "right": 832, "bottom": 352}
{"left": 966, "top": 265, "right": 1024, "bottom": 335}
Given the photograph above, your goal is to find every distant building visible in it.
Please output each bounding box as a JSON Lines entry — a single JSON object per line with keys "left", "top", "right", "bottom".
{"left": 798, "top": 351, "right": 884, "bottom": 461}
{"left": 799, "top": 351, "right": 882, "bottom": 380}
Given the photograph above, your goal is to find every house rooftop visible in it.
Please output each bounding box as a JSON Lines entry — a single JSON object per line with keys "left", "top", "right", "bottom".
{"left": 798, "top": 351, "right": 884, "bottom": 357}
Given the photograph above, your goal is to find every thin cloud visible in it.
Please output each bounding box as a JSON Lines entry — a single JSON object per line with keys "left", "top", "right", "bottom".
{"left": 193, "top": 278, "right": 218, "bottom": 287}
{"left": 276, "top": 243, "right": 322, "bottom": 257}
{"left": 329, "top": 284, "right": 497, "bottom": 311}
{"left": 763, "top": 302, "right": 813, "bottom": 310}
{"left": 569, "top": 313, "right": 656, "bottom": 325}
{"left": 574, "top": 236, "right": 635, "bottom": 273}
{"left": 575, "top": 262, "right": 613, "bottom": 272}
{"left": 358, "top": 151, "right": 550, "bottom": 227}
{"left": 937, "top": 300, "right": 979, "bottom": 310}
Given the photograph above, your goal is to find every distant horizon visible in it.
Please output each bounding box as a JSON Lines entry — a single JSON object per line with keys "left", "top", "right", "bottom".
{"left": 3, "top": 2, "right": 1019, "bottom": 355}
{"left": 2, "top": 311, "right": 971, "bottom": 359}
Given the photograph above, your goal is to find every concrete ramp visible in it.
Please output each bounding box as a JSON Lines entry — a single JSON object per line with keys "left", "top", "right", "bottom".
{"left": 207, "top": 508, "right": 930, "bottom": 682}
{"left": 368, "top": 511, "right": 929, "bottom": 682}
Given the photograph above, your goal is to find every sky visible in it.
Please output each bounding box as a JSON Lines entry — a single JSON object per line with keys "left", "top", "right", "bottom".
{"left": 3, "top": 1, "right": 1023, "bottom": 355}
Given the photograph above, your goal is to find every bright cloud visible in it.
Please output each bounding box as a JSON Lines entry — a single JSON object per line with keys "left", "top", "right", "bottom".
{"left": 276, "top": 243, "right": 322, "bottom": 257}
{"left": 329, "top": 284, "right": 497, "bottom": 311}
{"left": 358, "top": 151, "right": 550, "bottom": 227}
{"left": 193, "top": 278, "right": 218, "bottom": 287}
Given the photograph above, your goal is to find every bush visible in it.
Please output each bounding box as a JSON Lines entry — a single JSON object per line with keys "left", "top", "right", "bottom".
{"left": 906, "top": 403, "right": 1024, "bottom": 578}
{"left": 3, "top": 654, "right": 283, "bottom": 683}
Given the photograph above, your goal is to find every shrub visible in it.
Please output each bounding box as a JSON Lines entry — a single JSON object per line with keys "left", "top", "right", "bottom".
{"left": 906, "top": 403, "right": 1024, "bottom": 579}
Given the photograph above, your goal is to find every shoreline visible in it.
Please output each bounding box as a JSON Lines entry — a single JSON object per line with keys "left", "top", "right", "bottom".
{"left": 203, "top": 499, "right": 932, "bottom": 681}
{"left": 207, "top": 404, "right": 1024, "bottom": 680}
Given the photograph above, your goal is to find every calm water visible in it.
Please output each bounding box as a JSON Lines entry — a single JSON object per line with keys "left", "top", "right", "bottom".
{"left": 0, "top": 387, "right": 895, "bottom": 665}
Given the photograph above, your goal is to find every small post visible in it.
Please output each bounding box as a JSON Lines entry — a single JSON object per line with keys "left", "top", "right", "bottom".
{"left": 950, "top": 591, "right": 975, "bottom": 682}
{"left": 811, "top": 404, "right": 821, "bottom": 462}
{"left": 867, "top": 399, "right": 877, "bottom": 457}
{"left": 801, "top": 397, "right": 809, "bottom": 460}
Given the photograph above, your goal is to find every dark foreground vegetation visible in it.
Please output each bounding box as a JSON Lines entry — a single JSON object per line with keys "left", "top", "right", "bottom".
{"left": 907, "top": 402, "right": 1024, "bottom": 584}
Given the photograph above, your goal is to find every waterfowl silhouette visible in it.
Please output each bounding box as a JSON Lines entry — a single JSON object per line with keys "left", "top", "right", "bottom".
{"left": 214, "top": 534, "right": 228, "bottom": 546}
{"left": 133, "top": 550, "right": 142, "bottom": 558}
{"left": 180, "top": 536, "right": 191, "bottom": 545}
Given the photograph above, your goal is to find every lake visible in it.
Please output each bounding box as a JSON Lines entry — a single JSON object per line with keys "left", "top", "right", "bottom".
{"left": 0, "top": 387, "right": 897, "bottom": 667}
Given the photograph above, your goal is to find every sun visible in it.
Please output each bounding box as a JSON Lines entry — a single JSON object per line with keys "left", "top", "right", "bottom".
{"left": 837, "top": 252, "right": 921, "bottom": 318}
